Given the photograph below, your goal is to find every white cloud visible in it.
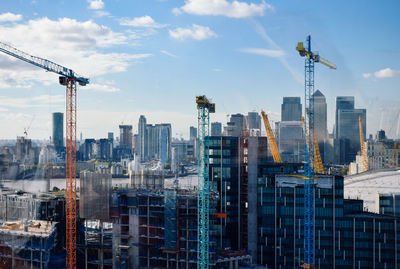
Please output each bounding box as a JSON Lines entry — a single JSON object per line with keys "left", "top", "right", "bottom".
{"left": 160, "top": 50, "right": 177, "bottom": 57}
{"left": 82, "top": 83, "right": 120, "bottom": 92}
{"left": 0, "top": 17, "right": 152, "bottom": 88}
{"left": 120, "top": 16, "right": 165, "bottom": 28}
{"left": 0, "top": 12, "right": 23, "bottom": 22}
{"left": 169, "top": 24, "right": 217, "bottom": 41}
{"left": 0, "top": 107, "right": 8, "bottom": 112}
{"left": 213, "top": 68, "right": 222, "bottom": 72}
{"left": 0, "top": 95, "right": 64, "bottom": 108}
{"left": 240, "top": 47, "right": 285, "bottom": 57}
{"left": 363, "top": 68, "right": 400, "bottom": 79}
{"left": 374, "top": 68, "right": 400, "bottom": 78}
{"left": 173, "top": 0, "right": 272, "bottom": 18}
{"left": 87, "top": 0, "right": 104, "bottom": 10}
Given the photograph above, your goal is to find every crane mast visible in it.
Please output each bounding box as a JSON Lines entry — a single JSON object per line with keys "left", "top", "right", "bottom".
{"left": 0, "top": 41, "right": 89, "bottom": 269}
{"left": 196, "top": 95, "right": 215, "bottom": 269}
{"left": 297, "top": 35, "right": 335, "bottom": 268}
{"left": 261, "top": 110, "right": 282, "bottom": 163}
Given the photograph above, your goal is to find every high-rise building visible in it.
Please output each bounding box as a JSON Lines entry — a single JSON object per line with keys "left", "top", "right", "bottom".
{"left": 281, "top": 97, "right": 302, "bottom": 121}
{"left": 223, "top": 114, "right": 245, "bottom": 136}
{"left": 138, "top": 115, "right": 147, "bottom": 161}
{"left": 335, "top": 96, "right": 355, "bottom": 137}
{"left": 337, "top": 108, "right": 366, "bottom": 163}
{"left": 52, "top": 112, "right": 63, "bottom": 153}
{"left": 108, "top": 132, "right": 114, "bottom": 141}
{"left": 211, "top": 122, "right": 222, "bottom": 136}
{"left": 119, "top": 125, "right": 133, "bottom": 149}
{"left": 189, "top": 126, "right": 197, "bottom": 139}
{"left": 275, "top": 121, "right": 305, "bottom": 163}
{"left": 312, "top": 90, "right": 328, "bottom": 142}
{"left": 246, "top": 112, "right": 261, "bottom": 130}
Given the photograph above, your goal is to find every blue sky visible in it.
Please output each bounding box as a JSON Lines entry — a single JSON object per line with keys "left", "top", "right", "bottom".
{"left": 0, "top": 0, "right": 399, "bottom": 139}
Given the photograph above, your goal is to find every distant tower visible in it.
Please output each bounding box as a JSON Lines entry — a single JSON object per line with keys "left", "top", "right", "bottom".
{"left": 138, "top": 115, "right": 147, "bottom": 161}
{"left": 119, "top": 125, "right": 133, "bottom": 149}
{"left": 281, "top": 97, "right": 302, "bottom": 121}
{"left": 52, "top": 112, "right": 63, "bottom": 154}
{"left": 190, "top": 126, "right": 197, "bottom": 140}
{"left": 211, "top": 122, "right": 222, "bottom": 136}
{"left": 312, "top": 90, "right": 328, "bottom": 142}
{"left": 246, "top": 112, "right": 261, "bottom": 130}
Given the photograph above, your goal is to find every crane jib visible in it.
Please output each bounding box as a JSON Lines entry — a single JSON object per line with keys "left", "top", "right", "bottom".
{"left": 0, "top": 41, "right": 89, "bottom": 85}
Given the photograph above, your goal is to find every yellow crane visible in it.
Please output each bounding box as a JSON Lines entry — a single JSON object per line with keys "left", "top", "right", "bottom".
{"left": 261, "top": 110, "right": 282, "bottom": 163}
{"left": 301, "top": 116, "right": 324, "bottom": 174}
{"left": 359, "top": 116, "right": 368, "bottom": 172}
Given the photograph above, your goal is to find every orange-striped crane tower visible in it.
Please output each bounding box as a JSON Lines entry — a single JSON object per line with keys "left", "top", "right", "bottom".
{"left": 0, "top": 41, "right": 89, "bottom": 269}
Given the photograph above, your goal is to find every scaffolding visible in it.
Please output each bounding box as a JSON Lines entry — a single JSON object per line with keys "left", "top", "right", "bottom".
{"left": 79, "top": 171, "right": 111, "bottom": 221}
{"left": 164, "top": 190, "right": 178, "bottom": 253}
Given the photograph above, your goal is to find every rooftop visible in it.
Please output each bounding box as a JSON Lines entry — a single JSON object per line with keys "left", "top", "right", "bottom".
{"left": 0, "top": 220, "right": 56, "bottom": 238}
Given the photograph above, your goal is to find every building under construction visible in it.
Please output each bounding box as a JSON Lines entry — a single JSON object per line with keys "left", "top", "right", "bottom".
{"left": 111, "top": 188, "right": 251, "bottom": 269}
{"left": 0, "top": 220, "right": 57, "bottom": 269}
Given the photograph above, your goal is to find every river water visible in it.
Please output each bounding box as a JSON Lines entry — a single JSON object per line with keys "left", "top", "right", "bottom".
{"left": 1, "top": 174, "right": 198, "bottom": 193}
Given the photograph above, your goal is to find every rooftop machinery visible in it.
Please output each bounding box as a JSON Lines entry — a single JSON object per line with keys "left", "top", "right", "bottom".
{"left": 196, "top": 95, "right": 215, "bottom": 269}
{"left": 296, "top": 35, "right": 336, "bottom": 268}
{"left": 0, "top": 41, "right": 89, "bottom": 269}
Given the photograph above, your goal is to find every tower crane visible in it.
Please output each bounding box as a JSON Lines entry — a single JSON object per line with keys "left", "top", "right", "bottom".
{"left": 0, "top": 41, "right": 89, "bottom": 269}
{"left": 359, "top": 116, "right": 368, "bottom": 172}
{"left": 296, "top": 35, "right": 335, "bottom": 268}
{"left": 301, "top": 114, "right": 324, "bottom": 174}
{"left": 196, "top": 95, "right": 215, "bottom": 269}
{"left": 261, "top": 110, "right": 282, "bottom": 163}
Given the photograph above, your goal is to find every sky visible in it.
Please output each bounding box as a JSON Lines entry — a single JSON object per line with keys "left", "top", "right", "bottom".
{"left": 0, "top": 0, "right": 399, "bottom": 140}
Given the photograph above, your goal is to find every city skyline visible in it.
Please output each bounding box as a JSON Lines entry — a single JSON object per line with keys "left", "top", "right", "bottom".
{"left": 0, "top": 1, "right": 399, "bottom": 139}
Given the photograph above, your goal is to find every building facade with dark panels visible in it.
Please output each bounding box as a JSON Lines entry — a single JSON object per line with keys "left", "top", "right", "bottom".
{"left": 378, "top": 193, "right": 400, "bottom": 217}
{"left": 208, "top": 136, "right": 271, "bottom": 252}
{"left": 256, "top": 171, "right": 400, "bottom": 269}
{"left": 281, "top": 97, "right": 302, "bottom": 122}
{"left": 110, "top": 188, "right": 250, "bottom": 269}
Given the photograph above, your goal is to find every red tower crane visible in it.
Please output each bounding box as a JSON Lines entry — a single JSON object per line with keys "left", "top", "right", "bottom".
{"left": 0, "top": 41, "right": 89, "bottom": 269}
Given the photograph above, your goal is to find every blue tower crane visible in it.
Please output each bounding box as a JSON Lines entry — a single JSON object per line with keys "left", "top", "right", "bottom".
{"left": 196, "top": 95, "right": 215, "bottom": 269}
{"left": 296, "top": 35, "right": 336, "bottom": 268}
{"left": 0, "top": 41, "right": 89, "bottom": 269}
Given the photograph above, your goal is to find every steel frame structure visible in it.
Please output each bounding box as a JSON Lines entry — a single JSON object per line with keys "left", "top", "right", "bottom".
{"left": 66, "top": 78, "right": 77, "bottom": 269}
{"left": 197, "top": 104, "right": 210, "bottom": 269}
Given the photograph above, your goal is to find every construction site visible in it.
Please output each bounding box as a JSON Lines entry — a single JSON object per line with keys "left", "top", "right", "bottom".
{"left": 0, "top": 7, "right": 399, "bottom": 268}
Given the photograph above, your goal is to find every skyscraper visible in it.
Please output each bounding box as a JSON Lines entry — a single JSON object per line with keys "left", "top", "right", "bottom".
{"left": 189, "top": 126, "right": 197, "bottom": 140}
{"left": 138, "top": 115, "right": 147, "bottom": 161}
{"left": 246, "top": 112, "right": 261, "bottom": 130}
{"left": 335, "top": 96, "right": 355, "bottom": 137}
{"left": 119, "top": 125, "right": 133, "bottom": 149}
{"left": 211, "top": 122, "right": 222, "bottom": 136}
{"left": 52, "top": 112, "right": 63, "bottom": 154}
{"left": 337, "top": 108, "right": 366, "bottom": 163}
{"left": 281, "top": 97, "right": 302, "bottom": 121}
{"left": 223, "top": 114, "right": 245, "bottom": 136}
{"left": 312, "top": 90, "right": 328, "bottom": 142}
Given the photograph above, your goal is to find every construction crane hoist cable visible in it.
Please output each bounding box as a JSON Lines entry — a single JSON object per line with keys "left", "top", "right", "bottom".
{"left": 0, "top": 41, "right": 89, "bottom": 269}
{"left": 296, "top": 35, "right": 335, "bottom": 269}
{"left": 196, "top": 95, "right": 215, "bottom": 269}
